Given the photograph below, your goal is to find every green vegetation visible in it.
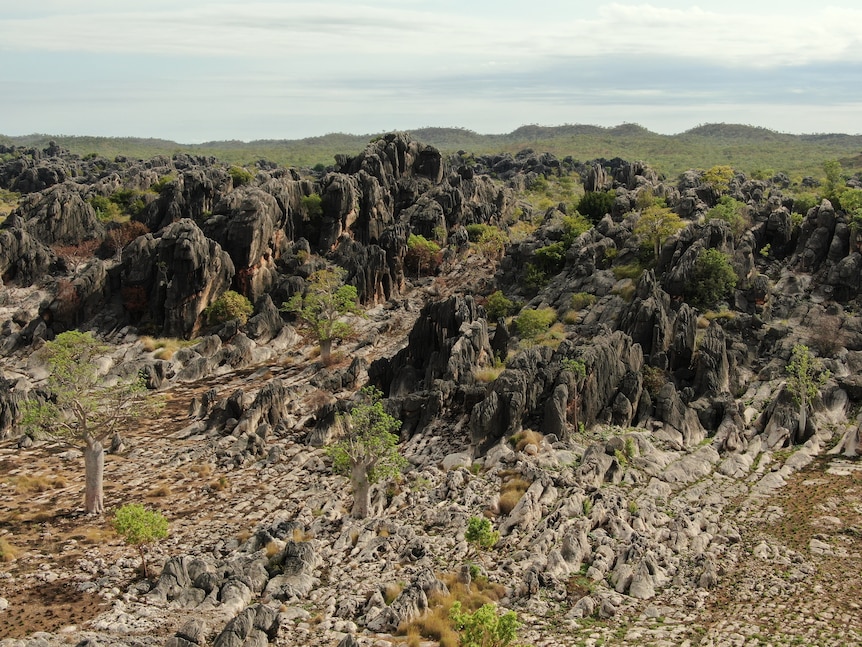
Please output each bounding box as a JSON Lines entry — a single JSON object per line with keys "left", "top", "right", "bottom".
{"left": 514, "top": 307, "right": 556, "bottom": 340}
{"left": 204, "top": 290, "right": 254, "bottom": 326}
{"left": 228, "top": 165, "right": 254, "bottom": 186}
{"left": 282, "top": 266, "right": 361, "bottom": 364}
{"left": 327, "top": 387, "right": 406, "bottom": 519}
{"left": 486, "top": 290, "right": 516, "bottom": 321}
{"left": 406, "top": 233, "right": 442, "bottom": 277}
{"left": 687, "top": 248, "right": 738, "bottom": 309}
{"left": 449, "top": 601, "right": 520, "bottom": 647}
{"left": 465, "top": 516, "right": 499, "bottom": 550}
{"left": 570, "top": 292, "right": 596, "bottom": 311}
{"left": 113, "top": 503, "right": 169, "bottom": 578}
{"left": 786, "top": 344, "right": 830, "bottom": 410}
{"left": 577, "top": 190, "right": 616, "bottom": 222}
{"left": 702, "top": 164, "right": 735, "bottom": 195}
{"left": 466, "top": 223, "right": 508, "bottom": 260}
{"left": 634, "top": 203, "right": 686, "bottom": 260}
{"left": 531, "top": 213, "right": 591, "bottom": 275}
{"left": 19, "top": 331, "right": 162, "bottom": 514}
{"left": 706, "top": 196, "right": 750, "bottom": 239}
{"left": 110, "top": 188, "right": 148, "bottom": 217}
{"left": 88, "top": 195, "right": 122, "bottom": 222}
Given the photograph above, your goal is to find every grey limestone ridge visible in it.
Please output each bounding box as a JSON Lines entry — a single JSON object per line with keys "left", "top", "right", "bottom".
{"left": 0, "top": 134, "right": 861, "bottom": 646}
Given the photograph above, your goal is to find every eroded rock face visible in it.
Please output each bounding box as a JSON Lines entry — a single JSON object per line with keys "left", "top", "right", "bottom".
{"left": 6, "top": 182, "right": 105, "bottom": 245}
{"left": 121, "top": 219, "right": 234, "bottom": 338}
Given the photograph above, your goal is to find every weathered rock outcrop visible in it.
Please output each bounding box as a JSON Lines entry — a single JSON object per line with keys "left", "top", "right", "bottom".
{"left": 121, "top": 219, "right": 234, "bottom": 338}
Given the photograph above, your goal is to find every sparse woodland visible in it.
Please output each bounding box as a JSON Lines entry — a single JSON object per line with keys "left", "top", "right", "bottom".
{"left": 0, "top": 129, "right": 861, "bottom": 646}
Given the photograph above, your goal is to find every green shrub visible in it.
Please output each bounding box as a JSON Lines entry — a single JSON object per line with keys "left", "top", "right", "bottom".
{"left": 706, "top": 196, "right": 750, "bottom": 239}
{"left": 577, "top": 190, "right": 616, "bottom": 223}
{"left": 533, "top": 241, "right": 567, "bottom": 274}
{"left": 687, "top": 248, "right": 738, "bottom": 309}
{"left": 111, "top": 189, "right": 147, "bottom": 216}
{"left": 205, "top": 290, "right": 254, "bottom": 325}
{"left": 514, "top": 307, "right": 556, "bottom": 340}
{"left": 406, "top": 233, "right": 442, "bottom": 276}
{"left": 466, "top": 224, "right": 508, "bottom": 260}
{"left": 613, "top": 261, "right": 644, "bottom": 281}
{"left": 301, "top": 193, "right": 323, "bottom": 220}
{"left": 522, "top": 263, "right": 548, "bottom": 291}
{"left": 791, "top": 192, "right": 818, "bottom": 215}
{"left": 570, "top": 292, "right": 596, "bottom": 311}
{"left": 486, "top": 290, "right": 515, "bottom": 321}
{"left": 113, "top": 503, "right": 168, "bottom": 578}
{"left": 449, "top": 602, "right": 520, "bottom": 647}
{"left": 229, "top": 165, "right": 254, "bottom": 186}
{"left": 88, "top": 195, "right": 122, "bottom": 221}
{"left": 150, "top": 174, "right": 175, "bottom": 193}
{"left": 465, "top": 516, "right": 499, "bottom": 550}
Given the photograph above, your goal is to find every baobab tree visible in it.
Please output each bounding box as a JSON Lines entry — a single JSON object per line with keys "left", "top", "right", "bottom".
{"left": 20, "top": 331, "right": 161, "bottom": 514}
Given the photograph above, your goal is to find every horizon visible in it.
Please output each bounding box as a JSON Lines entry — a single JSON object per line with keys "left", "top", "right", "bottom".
{"left": 4, "top": 121, "right": 861, "bottom": 148}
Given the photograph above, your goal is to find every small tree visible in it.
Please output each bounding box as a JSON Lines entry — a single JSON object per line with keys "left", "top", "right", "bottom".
{"left": 561, "top": 358, "right": 587, "bottom": 437}
{"left": 450, "top": 602, "right": 520, "bottom": 647}
{"left": 577, "top": 190, "right": 615, "bottom": 223}
{"left": 514, "top": 307, "right": 556, "bottom": 341}
{"left": 634, "top": 204, "right": 685, "bottom": 261}
{"left": 405, "top": 233, "right": 442, "bottom": 277}
{"left": 465, "top": 516, "right": 499, "bottom": 553}
{"left": 113, "top": 503, "right": 168, "bottom": 578}
{"left": 204, "top": 289, "right": 254, "bottom": 326}
{"left": 786, "top": 344, "right": 830, "bottom": 441}
{"left": 706, "top": 196, "right": 750, "bottom": 239}
{"left": 702, "top": 165, "right": 734, "bottom": 197}
{"left": 486, "top": 290, "right": 515, "bottom": 322}
{"left": 327, "top": 387, "right": 406, "bottom": 519}
{"left": 282, "top": 266, "right": 361, "bottom": 364}
{"left": 687, "top": 248, "right": 738, "bottom": 309}
{"left": 20, "top": 331, "right": 162, "bottom": 514}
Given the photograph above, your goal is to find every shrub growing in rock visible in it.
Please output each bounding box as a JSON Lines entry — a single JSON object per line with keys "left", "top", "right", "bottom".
{"left": 686, "top": 248, "right": 738, "bottom": 309}
{"left": 514, "top": 307, "right": 556, "bottom": 340}
{"left": 486, "top": 290, "right": 515, "bottom": 322}
{"left": 113, "top": 503, "right": 168, "bottom": 578}
{"left": 449, "top": 601, "right": 520, "bottom": 647}
{"left": 405, "top": 234, "right": 442, "bottom": 277}
{"left": 465, "top": 516, "right": 499, "bottom": 550}
{"left": 204, "top": 290, "right": 253, "bottom": 326}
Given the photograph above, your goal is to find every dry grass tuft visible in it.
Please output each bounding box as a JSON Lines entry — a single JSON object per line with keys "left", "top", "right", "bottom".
{"left": 399, "top": 572, "right": 506, "bottom": 647}
{"left": 210, "top": 476, "right": 229, "bottom": 492}
{"left": 147, "top": 483, "right": 172, "bottom": 498}
{"left": 12, "top": 474, "right": 67, "bottom": 494}
{"left": 0, "top": 537, "right": 20, "bottom": 562}
{"left": 265, "top": 541, "right": 281, "bottom": 558}
{"left": 190, "top": 463, "right": 213, "bottom": 478}
{"left": 498, "top": 475, "right": 531, "bottom": 515}
{"left": 383, "top": 582, "right": 403, "bottom": 605}
{"left": 509, "top": 430, "right": 543, "bottom": 452}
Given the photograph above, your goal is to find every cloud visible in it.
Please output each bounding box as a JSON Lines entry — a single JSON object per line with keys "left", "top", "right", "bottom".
{"left": 3, "top": 2, "right": 861, "bottom": 69}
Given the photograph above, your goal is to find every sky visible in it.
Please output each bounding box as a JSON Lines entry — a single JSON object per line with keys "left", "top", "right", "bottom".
{"left": 1, "top": 1, "right": 861, "bottom": 142}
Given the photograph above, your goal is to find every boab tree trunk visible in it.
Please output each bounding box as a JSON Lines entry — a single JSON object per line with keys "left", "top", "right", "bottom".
{"left": 351, "top": 461, "right": 371, "bottom": 519}
{"left": 84, "top": 437, "right": 105, "bottom": 515}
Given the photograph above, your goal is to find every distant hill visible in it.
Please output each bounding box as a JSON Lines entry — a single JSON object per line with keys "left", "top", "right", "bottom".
{"left": 2, "top": 123, "right": 861, "bottom": 179}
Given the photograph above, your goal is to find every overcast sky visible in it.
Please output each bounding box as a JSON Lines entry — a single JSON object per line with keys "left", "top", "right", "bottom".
{"left": 2, "top": 1, "right": 861, "bottom": 142}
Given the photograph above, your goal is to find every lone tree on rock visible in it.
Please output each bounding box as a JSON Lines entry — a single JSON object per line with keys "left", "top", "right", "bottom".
{"left": 327, "top": 387, "right": 406, "bottom": 519}
{"left": 113, "top": 503, "right": 168, "bottom": 579}
{"left": 786, "top": 343, "right": 830, "bottom": 441}
{"left": 282, "top": 266, "right": 361, "bottom": 364}
{"left": 20, "top": 331, "right": 162, "bottom": 515}
{"left": 634, "top": 203, "right": 685, "bottom": 261}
